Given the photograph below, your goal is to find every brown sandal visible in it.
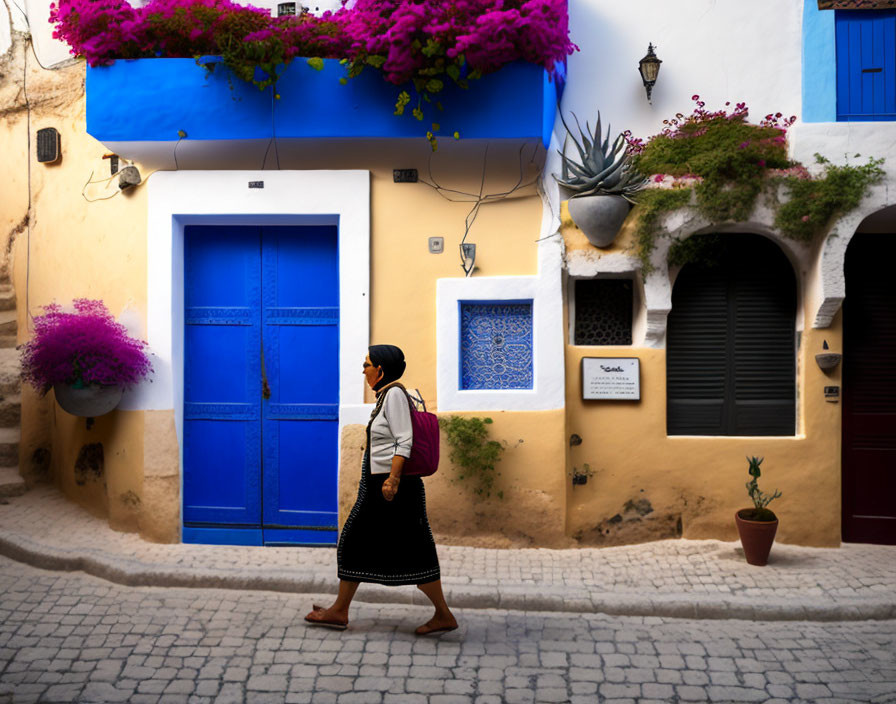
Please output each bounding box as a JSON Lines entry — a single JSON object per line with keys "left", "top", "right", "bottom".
{"left": 304, "top": 610, "right": 348, "bottom": 631}
{"left": 414, "top": 619, "right": 458, "bottom": 636}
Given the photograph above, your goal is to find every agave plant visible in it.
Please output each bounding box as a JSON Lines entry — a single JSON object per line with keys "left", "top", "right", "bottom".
{"left": 555, "top": 112, "right": 646, "bottom": 201}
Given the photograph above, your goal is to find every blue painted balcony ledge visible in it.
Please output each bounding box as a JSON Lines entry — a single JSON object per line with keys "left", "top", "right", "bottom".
{"left": 86, "top": 57, "right": 560, "bottom": 161}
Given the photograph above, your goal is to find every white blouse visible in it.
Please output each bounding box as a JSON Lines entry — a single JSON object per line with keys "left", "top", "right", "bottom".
{"left": 369, "top": 386, "right": 413, "bottom": 474}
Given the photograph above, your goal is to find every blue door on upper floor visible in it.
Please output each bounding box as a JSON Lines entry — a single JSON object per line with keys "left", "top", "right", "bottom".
{"left": 836, "top": 10, "right": 896, "bottom": 121}
{"left": 182, "top": 225, "right": 339, "bottom": 546}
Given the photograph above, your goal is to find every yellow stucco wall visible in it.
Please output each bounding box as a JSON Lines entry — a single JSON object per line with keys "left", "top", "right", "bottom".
{"left": 3, "top": 40, "right": 160, "bottom": 536}
{"left": 562, "top": 203, "right": 844, "bottom": 548}
{"left": 339, "top": 409, "right": 570, "bottom": 549}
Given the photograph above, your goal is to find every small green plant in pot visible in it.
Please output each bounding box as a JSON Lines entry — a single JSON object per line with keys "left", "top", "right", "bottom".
{"left": 735, "top": 456, "right": 782, "bottom": 566}
{"left": 555, "top": 112, "right": 646, "bottom": 247}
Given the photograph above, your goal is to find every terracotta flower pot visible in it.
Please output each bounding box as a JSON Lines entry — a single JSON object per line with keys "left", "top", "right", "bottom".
{"left": 54, "top": 383, "right": 123, "bottom": 418}
{"left": 735, "top": 509, "right": 779, "bottom": 566}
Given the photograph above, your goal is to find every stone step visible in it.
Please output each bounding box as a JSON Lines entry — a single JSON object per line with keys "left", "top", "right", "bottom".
{"left": 0, "top": 465, "right": 26, "bottom": 498}
{"left": 0, "top": 426, "right": 20, "bottom": 466}
{"left": 0, "top": 348, "right": 20, "bottom": 395}
{"left": 0, "top": 335, "right": 17, "bottom": 349}
{"left": 0, "top": 393, "right": 21, "bottom": 427}
{"left": 0, "top": 309, "right": 16, "bottom": 336}
{"left": 0, "top": 286, "right": 15, "bottom": 312}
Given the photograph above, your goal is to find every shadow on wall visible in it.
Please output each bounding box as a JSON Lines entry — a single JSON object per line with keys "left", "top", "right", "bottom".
{"left": 73, "top": 442, "right": 103, "bottom": 487}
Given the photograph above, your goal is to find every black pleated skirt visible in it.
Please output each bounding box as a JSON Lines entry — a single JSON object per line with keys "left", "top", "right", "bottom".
{"left": 337, "top": 449, "right": 441, "bottom": 586}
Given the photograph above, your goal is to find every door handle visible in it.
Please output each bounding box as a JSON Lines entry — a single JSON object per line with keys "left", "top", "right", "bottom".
{"left": 260, "top": 341, "right": 271, "bottom": 400}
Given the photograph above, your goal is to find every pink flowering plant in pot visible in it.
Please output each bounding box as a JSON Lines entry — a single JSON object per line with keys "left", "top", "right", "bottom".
{"left": 49, "top": 0, "right": 576, "bottom": 149}
{"left": 20, "top": 299, "right": 153, "bottom": 417}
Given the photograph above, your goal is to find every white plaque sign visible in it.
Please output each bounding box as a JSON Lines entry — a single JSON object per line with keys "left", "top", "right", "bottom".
{"left": 582, "top": 357, "right": 640, "bottom": 400}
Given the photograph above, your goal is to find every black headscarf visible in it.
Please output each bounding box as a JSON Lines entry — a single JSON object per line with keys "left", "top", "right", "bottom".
{"left": 369, "top": 344, "right": 406, "bottom": 393}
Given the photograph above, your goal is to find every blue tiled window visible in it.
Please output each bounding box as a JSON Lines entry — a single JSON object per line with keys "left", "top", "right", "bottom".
{"left": 459, "top": 301, "right": 533, "bottom": 390}
{"left": 836, "top": 10, "right": 896, "bottom": 120}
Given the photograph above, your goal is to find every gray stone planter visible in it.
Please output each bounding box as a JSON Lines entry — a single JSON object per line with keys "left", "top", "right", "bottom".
{"left": 567, "top": 195, "right": 631, "bottom": 248}
{"left": 54, "top": 383, "right": 123, "bottom": 417}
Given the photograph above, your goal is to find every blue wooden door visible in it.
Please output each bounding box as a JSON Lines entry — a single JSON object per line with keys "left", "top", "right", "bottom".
{"left": 182, "top": 225, "right": 339, "bottom": 546}
{"left": 261, "top": 226, "right": 340, "bottom": 545}
{"left": 836, "top": 10, "right": 896, "bottom": 121}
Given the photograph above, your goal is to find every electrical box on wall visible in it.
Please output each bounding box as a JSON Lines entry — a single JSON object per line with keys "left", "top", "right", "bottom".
{"left": 393, "top": 169, "right": 418, "bottom": 183}
{"left": 36, "top": 128, "right": 61, "bottom": 163}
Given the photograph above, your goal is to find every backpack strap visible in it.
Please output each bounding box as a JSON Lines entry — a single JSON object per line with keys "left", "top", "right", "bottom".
{"left": 368, "top": 381, "right": 407, "bottom": 426}
{"left": 379, "top": 382, "right": 427, "bottom": 412}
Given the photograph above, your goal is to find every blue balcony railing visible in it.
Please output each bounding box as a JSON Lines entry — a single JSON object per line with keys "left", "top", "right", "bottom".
{"left": 86, "top": 58, "right": 562, "bottom": 148}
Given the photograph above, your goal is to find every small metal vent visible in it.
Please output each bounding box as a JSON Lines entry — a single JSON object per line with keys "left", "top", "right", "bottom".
{"left": 36, "top": 127, "right": 61, "bottom": 163}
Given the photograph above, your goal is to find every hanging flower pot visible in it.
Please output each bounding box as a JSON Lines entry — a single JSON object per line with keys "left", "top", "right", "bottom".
{"left": 53, "top": 383, "right": 124, "bottom": 418}
{"left": 567, "top": 195, "right": 631, "bottom": 248}
{"left": 554, "top": 110, "right": 645, "bottom": 249}
{"left": 20, "top": 299, "right": 153, "bottom": 415}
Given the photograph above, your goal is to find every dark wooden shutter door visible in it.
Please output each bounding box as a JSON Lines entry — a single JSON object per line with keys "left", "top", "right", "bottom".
{"left": 732, "top": 248, "right": 797, "bottom": 435}
{"left": 667, "top": 268, "right": 728, "bottom": 435}
{"left": 668, "top": 235, "right": 796, "bottom": 436}
{"left": 843, "top": 233, "right": 896, "bottom": 545}
{"left": 836, "top": 10, "right": 896, "bottom": 121}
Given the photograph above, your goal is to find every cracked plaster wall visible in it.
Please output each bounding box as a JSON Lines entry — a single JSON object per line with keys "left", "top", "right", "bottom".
{"left": 1, "top": 29, "right": 157, "bottom": 539}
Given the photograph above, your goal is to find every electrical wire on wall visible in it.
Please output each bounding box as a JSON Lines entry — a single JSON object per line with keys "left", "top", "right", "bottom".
{"left": 261, "top": 87, "right": 281, "bottom": 170}
{"left": 5, "top": 0, "right": 46, "bottom": 334}
{"left": 4, "top": 0, "right": 163, "bottom": 329}
{"left": 416, "top": 140, "right": 545, "bottom": 269}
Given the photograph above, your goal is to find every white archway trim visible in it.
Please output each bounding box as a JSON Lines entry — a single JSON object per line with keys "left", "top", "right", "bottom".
{"left": 812, "top": 186, "right": 893, "bottom": 328}
{"left": 644, "top": 195, "right": 811, "bottom": 348}
{"left": 125, "top": 170, "right": 371, "bottom": 448}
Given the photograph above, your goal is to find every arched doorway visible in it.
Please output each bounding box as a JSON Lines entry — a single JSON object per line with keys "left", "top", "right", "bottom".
{"left": 667, "top": 234, "right": 797, "bottom": 436}
{"left": 842, "top": 233, "right": 896, "bottom": 545}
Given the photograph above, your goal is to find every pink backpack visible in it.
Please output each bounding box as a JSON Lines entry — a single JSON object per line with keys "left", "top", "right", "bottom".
{"left": 380, "top": 382, "right": 440, "bottom": 477}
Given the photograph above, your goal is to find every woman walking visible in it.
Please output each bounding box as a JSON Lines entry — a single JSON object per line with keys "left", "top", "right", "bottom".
{"left": 305, "top": 344, "right": 458, "bottom": 635}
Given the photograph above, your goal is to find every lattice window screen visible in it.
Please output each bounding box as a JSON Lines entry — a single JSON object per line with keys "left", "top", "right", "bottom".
{"left": 574, "top": 279, "right": 633, "bottom": 346}
{"left": 460, "top": 301, "right": 534, "bottom": 390}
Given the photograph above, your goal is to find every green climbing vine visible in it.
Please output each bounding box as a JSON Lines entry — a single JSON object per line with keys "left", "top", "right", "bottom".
{"left": 438, "top": 416, "right": 506, "bottom": 499}
{"left": 624, "top": 96, "right": 885, "bottom": 270}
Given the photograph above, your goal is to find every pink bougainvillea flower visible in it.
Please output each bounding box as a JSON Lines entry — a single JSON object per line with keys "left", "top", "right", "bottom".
{"left": 20, "top": 299, "right": 153, "bottom": 395}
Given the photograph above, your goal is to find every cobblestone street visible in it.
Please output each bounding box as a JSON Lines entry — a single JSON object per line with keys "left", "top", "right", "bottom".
{"left": 2, "top": 556, "right": 895, "bottom": 704}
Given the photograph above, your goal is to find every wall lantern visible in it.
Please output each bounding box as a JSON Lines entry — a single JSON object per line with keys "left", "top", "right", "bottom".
{"left": 638, "top": 43, "right": 662, "bottom": 103}
{"left": 460, "top": 242, "right": 476, "bottom": 277}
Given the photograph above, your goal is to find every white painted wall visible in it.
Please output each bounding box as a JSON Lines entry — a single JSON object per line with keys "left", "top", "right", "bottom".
{"left": 0, "top": 4, "right": 11, "bottom": 57}
{"left": 561, "top": 0, "right": 803, "bottom": 154}
{"left": 1, "top": 0, "right": 27, "bottom": 56}
{"left": 20, "top": 0, "right": 71, "bottom": 65}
